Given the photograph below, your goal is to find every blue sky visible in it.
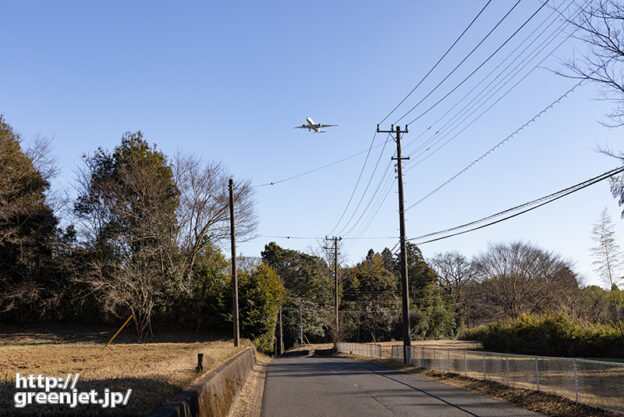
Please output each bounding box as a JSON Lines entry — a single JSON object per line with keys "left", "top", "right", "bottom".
{"left": 1, "top": 0, "right": 623, "bottom": 287}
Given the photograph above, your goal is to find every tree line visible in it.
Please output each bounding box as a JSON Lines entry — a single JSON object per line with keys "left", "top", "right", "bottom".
{"left": 1, "top": 112, "right": 623, "bottom": 353}
{"left": 0, "top": 116, "right": 286, "bottom": 350}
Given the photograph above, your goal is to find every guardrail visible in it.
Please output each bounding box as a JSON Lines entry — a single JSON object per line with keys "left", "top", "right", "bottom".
{"left": 390, "top": 345, "right": 624, "bottom": 415}
{"left": 336, "top": 342, "right": 382, "bottom": 360}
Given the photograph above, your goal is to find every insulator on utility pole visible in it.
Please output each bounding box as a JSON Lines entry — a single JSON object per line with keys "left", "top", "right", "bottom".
{"left": 377, "top": 124, "right": 411, "bottom": 363}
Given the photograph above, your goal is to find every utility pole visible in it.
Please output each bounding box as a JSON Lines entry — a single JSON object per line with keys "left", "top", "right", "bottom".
{"left": 228, "top": 179, "right": 240, "bottom": 347}
{"left": 325, "top": 236, "right": 342, "bottom": 342}
{"left": 278, "top": 307, "right": 283, "bottom": 355}
{"left": 299, "top": 305, "right": 303, "bottom": 345}
{"left": 377, "top": 124, "right": 410, "bottom": 363}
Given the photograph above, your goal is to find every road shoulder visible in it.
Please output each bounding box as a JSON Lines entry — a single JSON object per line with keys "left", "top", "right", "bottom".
{"left": 337, "top": 353, "right": 619, "bottom": 417}
{"left": 229, "top": 353, "right": 270, "bottom": 417}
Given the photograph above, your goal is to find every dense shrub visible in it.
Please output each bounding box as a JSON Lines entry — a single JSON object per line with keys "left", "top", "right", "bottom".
{"left": 462, "top": 313, "right": 624, "bottom": 358}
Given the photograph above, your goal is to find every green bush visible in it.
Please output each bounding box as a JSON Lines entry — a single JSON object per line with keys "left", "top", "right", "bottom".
{"left": 461, "top": 313, "right": 624, "bottom": 358}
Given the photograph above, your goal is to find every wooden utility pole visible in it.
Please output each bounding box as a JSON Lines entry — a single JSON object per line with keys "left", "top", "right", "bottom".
{"left": 278, "top": 307, "right": 283, "bottom": 355}
{"left": 299, "top": 305, "right": 303, "bottom": 345}
{"left": 325, "top": 236, "right": 341, "bottom": 341}
{"left": 229, "top": 179, "right": 240, "bottom": 347}
{"left": 377, "top": 124, "right": 410, "bottom": 363}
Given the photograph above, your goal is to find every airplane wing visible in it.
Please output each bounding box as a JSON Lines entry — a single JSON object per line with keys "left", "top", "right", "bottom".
{"left": 294, "top": 125, "right": 309, "bottom": 129}
{"left": 319, "top": 124, "right": 338, "bottom": 128}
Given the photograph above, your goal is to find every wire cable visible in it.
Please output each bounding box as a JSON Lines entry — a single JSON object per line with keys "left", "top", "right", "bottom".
{"left": 405, "top": 28, "right": 575, "bottom": 171}
{"left": 407, "top": 165, "right": 624, "bottom": 245}
{"left": 403, "top": 0, "right": 577, "bottom": 164}
{"left": 379, "top": 0, "right": 493, "bottom": 124}
{"left": 254, "top": 135, "right": 390, "bottom": 187}
{"left": 336, "top": 134, "right": 393, "bottom": 236}
{"left": 403, "top": 0, "right": 551, "bottom": 125}
{"left": 327, "top": 130, "right": 379, "bottom": 235}
{"left": 406, "top": 79, "right": 585, "bottom": 211}
{"left": 393, "top": 0, "right": 523, "bottom": 124}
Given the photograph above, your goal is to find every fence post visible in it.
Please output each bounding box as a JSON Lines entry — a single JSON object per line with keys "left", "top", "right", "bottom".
{"left": 379, "top": 344, "right": 382, "bottom": 360}
{"left": 464, "top": 350, "right": 467, "bottom": 376}
{"left": 506, "top": 355, "right": 510, "bottom": 386}
{"left": 447, "top": 349, "right": 451, "bottom": 372}
{"left": 535, "top": 356, "right": 540, "bottom": 392}
{"left": 433, "top": 348, "right": 437, "bottom": 371}
{"left": 573, "top": 359, "right": 579, "bottom": 402}
{"left": 483, "top": 352, "right": 486, "bottom": 380}
{"left": 421, "top": 347, "right": 425, "bottom": 368}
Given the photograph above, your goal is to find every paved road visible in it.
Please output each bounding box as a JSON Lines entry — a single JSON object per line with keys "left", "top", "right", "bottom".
{"left": 261, "top": 356, "right": 544, "bottom": 417}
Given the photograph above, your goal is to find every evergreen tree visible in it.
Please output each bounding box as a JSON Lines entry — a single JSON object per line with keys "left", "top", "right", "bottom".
{"left": 261, "top": 242, "right": 331, "bottom": 347}
{"left": 0, "top": 116, "right": 59, "bottom": 320}
{"left": 74, "top": 132, "right": 180, "bottom": 337}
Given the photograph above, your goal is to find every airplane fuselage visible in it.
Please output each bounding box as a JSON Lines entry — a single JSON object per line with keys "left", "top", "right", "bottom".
{"left": 295, "top": 116, "right": 336, "bottom": 133}
{"left": 305, "top": 117, "right": 322, "bottom": 132}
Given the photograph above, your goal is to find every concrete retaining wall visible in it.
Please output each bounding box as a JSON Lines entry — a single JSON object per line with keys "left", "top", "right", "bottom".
{"left": 148, "top": 347, "right": 256, "bottom": 417}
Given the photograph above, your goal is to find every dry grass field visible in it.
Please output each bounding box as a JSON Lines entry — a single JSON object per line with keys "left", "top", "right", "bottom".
{"left": 376, "top": 339, "right": 482, "bottom": 359}
{"left": 0, "top": 325, "right": 249, "bottom": 416}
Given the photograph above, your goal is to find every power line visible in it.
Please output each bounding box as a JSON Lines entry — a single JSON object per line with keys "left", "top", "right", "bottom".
{"left": 346, "top": 3, "right": 573, "bottom": 247}
{"left": 379, "top": 0, "right": 493, "bottom": 124}
{"left": 403, "top": 0, "right": 577, "bottom": 166}
{"left": 406, "top": 79, "right": 585, "bottom": 211}
{"left": 254, "top": 135, "right": 390, "bottom": 188}
{"left": 341, "top": 157, "right": 394, "bottom": 238}
{"left": 327, "top": 130, "right": 379, "bottom": 235}
{"left": 342, "top": 173, "right": 397, "bottom": 253}
{"left": 404, "top": 0, "right": 551, "bottom": 125}
{"left": 340, "top": 1, "right": 566, "bottom": 247}
{"left": 404, "top": 29, "right": 574, "bottom": 171}
{"left": 393, "top": 0, "right": 523, "bottom": 124}
{"left": 251, "top": 234, "right": 397, "bottom": 241}
{"left": 336, "top": 134, "right": 393, "bottom": 236}
{"left": 406, "top": 166, "right": 624, "bottom": 245}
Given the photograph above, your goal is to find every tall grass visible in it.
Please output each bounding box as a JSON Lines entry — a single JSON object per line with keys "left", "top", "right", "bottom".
{"left": 462, "top": 313, "right": 624, "bottom": 358}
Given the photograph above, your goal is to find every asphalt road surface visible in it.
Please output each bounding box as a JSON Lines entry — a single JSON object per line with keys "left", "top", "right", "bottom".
{"left": 261, "top": 356, "right": 545, "bottom": 417}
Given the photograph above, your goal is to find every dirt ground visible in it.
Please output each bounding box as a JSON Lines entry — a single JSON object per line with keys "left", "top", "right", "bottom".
{"left": 229, "top": 352, "right": 271, "bottom": 417}
{"left": 0, "top": 325, "right": 249, "bottom": 416}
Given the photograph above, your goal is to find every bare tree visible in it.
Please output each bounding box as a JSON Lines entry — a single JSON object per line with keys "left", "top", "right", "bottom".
{"left": 591, "top": 207, "right": 623, "bottom": 288}
{"left": 473, "top": 242, "right": 574, "bottom": 318}
{"left": 173, "top": 154, "right": 257, "bottom": 284}
{"left": 74, "top": 137, "right": 258, "bottom": 338}
{"left": 77, "top": 156, "right": 179, "bottom": 336}
{"left": 74, "top": 134, "right": 181, "bottom": 337}
{"left": 430, "top": 251, "right": 476, "bottom": 328}
{"left": 430, "top": 251, "right": 475, "bottom": 299}
{"left": 565, "top": 0, "right": 624, "bottom": 126}
{"left": 560, "top": 1, "right": 624, "bottom": 217}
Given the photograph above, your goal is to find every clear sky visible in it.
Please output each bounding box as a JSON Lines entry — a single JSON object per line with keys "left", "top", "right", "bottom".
{"left": 1, "top": 0, "right": 623, "bottom": 287}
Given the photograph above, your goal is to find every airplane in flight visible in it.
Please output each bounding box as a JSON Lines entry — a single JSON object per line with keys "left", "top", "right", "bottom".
{"left": 294, "top": 117, "right": 338, "bottom": 133}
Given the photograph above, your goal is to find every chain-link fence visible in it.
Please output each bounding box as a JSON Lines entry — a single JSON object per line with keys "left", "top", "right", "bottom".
{"left": 336, "top": 342, "right": 382, "bottom": 359}
{"left": 387, "top": 345, "right": 624, "bottom": 414}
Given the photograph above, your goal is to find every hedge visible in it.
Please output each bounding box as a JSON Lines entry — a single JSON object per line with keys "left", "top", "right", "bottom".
{"left": 461, "top": 313, "right": 624, "bottom": 358}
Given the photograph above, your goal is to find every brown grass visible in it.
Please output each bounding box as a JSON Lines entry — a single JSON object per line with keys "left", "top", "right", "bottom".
{"left": 0, "top": 329, "right": 250, "bottom": 416}
{"left": 374, "top": 339, "right": 482, "bottom": 359}
{"left": 375, "top": 339, "right": 482, "bottom": 350}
